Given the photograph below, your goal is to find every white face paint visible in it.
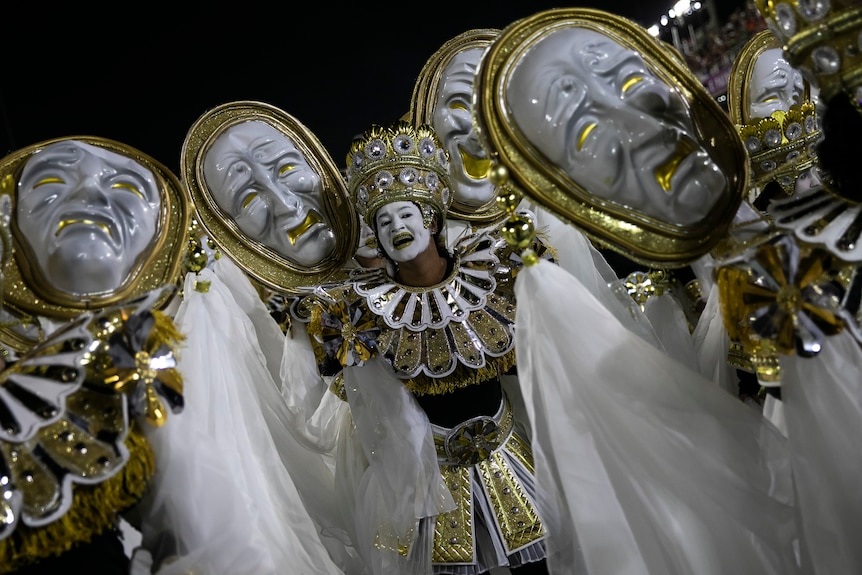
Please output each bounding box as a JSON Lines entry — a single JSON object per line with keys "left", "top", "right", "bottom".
{"left": 747, "top": 48, "right": 805, "bottom": 121}
{"left": 17, "top": 140, "right": 161, "bottom": 296}
{"left": 374, "top": 201, "right": 432, "bottom": 264}
{"left": 355, "top": 218, "right": 379, "bottom": 260}
{"left": 507, "top": 27, "right": 727, "bottom": 226}
{"left": 432, "top": 47, "right": 495, "bottom": 208}
{"left": 203, "top": 120, "right": 336, "bottom": 267}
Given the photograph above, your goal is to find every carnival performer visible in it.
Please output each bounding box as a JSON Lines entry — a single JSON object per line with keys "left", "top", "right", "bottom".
{"left": 302, "top": 120, "right": 550, "bottom": 574}
{"left": 408, "top": 27, "right": 673, "bottom": 363}
{"left": 135, "top": 100, "right": 363, "bottom": 575}
{"left": 709, "top": 3, "right": 862, "bottom": 572}
{"left": 690, "top": 27, "right": 823, "bottom": 410}
{"left": 0, "top": 137, "right": 189, "bottom": 574}
{"left": 470, "top": 8, "right": 802, "bottom": 575}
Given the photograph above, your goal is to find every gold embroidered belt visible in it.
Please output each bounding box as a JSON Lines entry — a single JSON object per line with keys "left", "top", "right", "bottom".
{"left": 429, "top": 397, "right": 545, "bottom": 565}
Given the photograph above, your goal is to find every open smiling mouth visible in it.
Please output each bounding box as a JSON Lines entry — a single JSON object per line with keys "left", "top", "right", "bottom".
{"left": 286, "top": 211, "right": 323, "bottom": 245}
{"left": 654, "top": 135, "right": 698, "bottom": 192}
{"left": 56, "top": 219, "right": 113, "bottom": 237}
{"left": 458, "top": 147, "right": 491, "bottom": 179}
{"left": 392, "top": 231, "right": 413, "bottom": 250}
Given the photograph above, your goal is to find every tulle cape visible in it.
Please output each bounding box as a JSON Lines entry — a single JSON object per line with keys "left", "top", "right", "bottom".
{"left": 138, "top": 258, "right": 345, "bottom": 575}
{"left": 513, "top": 258, "right": 800, "bottom": 575}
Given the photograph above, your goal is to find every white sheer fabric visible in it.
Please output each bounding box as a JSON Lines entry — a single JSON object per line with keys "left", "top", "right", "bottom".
{"left": 339, "top": 359, "right": 456, "bottom": 575}
{"left": 513, "top": 259, "right": 800, "bottom": 575}
{"left": 528, "top": 203, "right": 665, "bottom": 352}
{"left": 138, "top": 262, "right": 345, "bottom": 575}
{"left": 780, "top": 329, "right": 862, "bottom": 574}
{"left": 692, "top": 282, "right": 739, "bottom": 397}
{"left": 280, "top": 320, "right": 349, "bottom": 454}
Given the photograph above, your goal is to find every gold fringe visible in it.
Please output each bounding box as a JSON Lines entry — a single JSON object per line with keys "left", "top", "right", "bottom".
{"left": 150, "top": 310, "right": 186, "bottom": 352}
{"left": 404, "top": 348, "right": 517, "bottom": 396}
{"left": 0, "top": 425, "right": 156, "bottom": 573}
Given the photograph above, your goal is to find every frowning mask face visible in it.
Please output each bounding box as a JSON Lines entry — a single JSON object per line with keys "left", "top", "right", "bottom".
{"left": 17, "top": 140, "right": 161, "bottom": 296}
{"left": 355, "top": 218, "right": 379, "bottom": 260}
{"left": 203, "top": 120, "right": 336, "bottom": 267}
{"left": 507, "top": 27, "right": 727, "bottom": 226}
{"left": 747, "top": 48, "right": 805, "bottom": 120}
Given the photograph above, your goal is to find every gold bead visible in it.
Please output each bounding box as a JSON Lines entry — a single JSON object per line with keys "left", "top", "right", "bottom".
{"left": 500, "top": 214, "right": 535, "bottom": 249}
{"left": 520, "top": 249, "right": 539, "bottom": 267}
{"left": 186, "top": 249, "right": 208, "bottom": 273}
{"left": 495, "top": 188, "right": 521, "bottom": 213}
{"left": 488, "top": 162, "right": 509, "bottom": 186}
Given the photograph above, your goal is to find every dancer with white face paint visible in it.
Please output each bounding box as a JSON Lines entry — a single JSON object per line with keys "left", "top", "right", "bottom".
{"left": 16, "top": 139, "right": 161, "bottom": 296}
{"left": 372, "top": 200, "right": 445, "bottom": 286}
{"left": 302, "top": 121, "right": 553, "bottom": 575}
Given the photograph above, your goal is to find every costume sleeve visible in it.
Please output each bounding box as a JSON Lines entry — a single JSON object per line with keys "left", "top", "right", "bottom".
{"left": 341, "top": 359, "right": 456, "bottom": 574}
{"left": 138, "top": 266, "right": 345, "bottom": 575}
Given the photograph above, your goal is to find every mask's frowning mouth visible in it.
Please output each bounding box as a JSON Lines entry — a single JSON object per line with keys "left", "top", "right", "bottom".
{"left": 459, "top": 147, "right": 491, "bottom": 180}
{"left": 56, "top": 219, "right": 112, "bottom": 237}
{"left": 287, "top": 211, "right": 322, "bottom": 245}
{"left": 654, "top": 135, "right": 698, "bottom": 192}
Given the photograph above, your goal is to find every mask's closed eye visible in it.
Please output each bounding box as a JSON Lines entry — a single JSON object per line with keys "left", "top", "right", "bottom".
{"left": 34, "top": 176, "right": 65, "bottom": 188}
{"left": 112, "top": 181, "right": 145, "bottom": 199}
{"left": 241, "top": 191, "right": 258, "bottom": 210}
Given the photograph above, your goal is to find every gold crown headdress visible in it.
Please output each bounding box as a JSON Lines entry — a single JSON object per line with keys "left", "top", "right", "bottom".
{"left": 728, "top": 30, "right": 822, "bottom": 197}
{"left": 755, "top": 0, "right": 862, "bottom": 109}
{"left": 737, "top": 102, "right": 820, "bottom": 195}
{"left": 346, "top": 121, "right": 452, "bottom": 229}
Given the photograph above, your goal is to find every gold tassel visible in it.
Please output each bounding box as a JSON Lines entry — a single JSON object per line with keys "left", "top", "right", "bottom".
{"left": 149, "top": 310, "right": 186, "bottom": 352}
{"left": 0, "top": 425, "right": 155, "bottom": 573}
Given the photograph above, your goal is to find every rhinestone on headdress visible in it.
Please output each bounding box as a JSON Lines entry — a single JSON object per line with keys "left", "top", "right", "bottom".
{"left": 346, "top": 121, "right": 451, "bottom": 227}
{"left": 737, "top": 102, "right": 822, "bottom": 195}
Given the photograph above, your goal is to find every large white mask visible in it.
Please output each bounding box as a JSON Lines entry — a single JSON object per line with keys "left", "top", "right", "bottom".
{"left": 374, "top": 201, "right": 432, "bottom": 264}
{"left": 507, "top": 27, "right": 727, "bottom": 226}
{"left": 203, "top": 120, "right": 336, "bottom": 267}
{"left": 355, "top": 218, "right": 379, "bottom": 260}
{"left": 16, "top": 140, "right": 161, "bottom": 296}
{"left": 432, "top": 47, "right": 495, "bottom": 209}
{"left": 747, "top": 48, "right": 805, "bottom": 121}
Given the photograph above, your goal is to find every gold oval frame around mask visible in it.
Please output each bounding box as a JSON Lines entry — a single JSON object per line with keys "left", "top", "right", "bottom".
{"left": 409, "top": 28, "right": 505, "bottom": 226}
{"left": 181, "top": 100, "right": 357, "bottom": 295}
{"left": 727, "top": 29, "right": 820, "bottom": 201}
{"left": 0, "top": 136, "right": 190, "bottom": 323}
{"left": 726, "top": 30, "right": 815, "bottom": 125}
{"left": 473, "top": 8, "right": 749, "bottom": 267}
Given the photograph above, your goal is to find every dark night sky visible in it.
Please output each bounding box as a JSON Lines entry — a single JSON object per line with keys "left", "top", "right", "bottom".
{"left": 0, "top": 1, "right": 745, "bottom": 175}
